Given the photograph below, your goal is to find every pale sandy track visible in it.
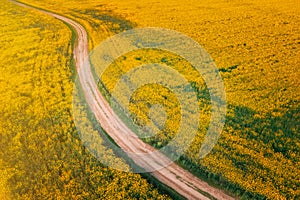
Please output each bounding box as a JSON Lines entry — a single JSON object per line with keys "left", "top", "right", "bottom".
{"left": 11, "top": 1, "right": 235, "bottom": 199}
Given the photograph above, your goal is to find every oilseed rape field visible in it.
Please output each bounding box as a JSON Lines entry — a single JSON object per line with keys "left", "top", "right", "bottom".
{"left": 0, "top": 0, "right": 170, "bottom": 199}
{"left": 1, "top": 0, "right": 300, "bottom": 199}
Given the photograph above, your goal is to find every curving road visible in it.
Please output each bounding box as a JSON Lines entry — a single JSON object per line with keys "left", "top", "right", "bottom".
{"left": 11, "top": 1, "right": 235, "bottom": 199}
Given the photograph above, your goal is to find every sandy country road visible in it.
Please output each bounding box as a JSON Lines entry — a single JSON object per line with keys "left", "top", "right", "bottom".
{"left": 11, "top": 1, "right": 235, "bottom": 199}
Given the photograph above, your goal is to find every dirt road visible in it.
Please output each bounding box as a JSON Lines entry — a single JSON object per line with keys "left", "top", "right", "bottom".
{"left": 11, "top": 1, "right": 235, "bottom": 199}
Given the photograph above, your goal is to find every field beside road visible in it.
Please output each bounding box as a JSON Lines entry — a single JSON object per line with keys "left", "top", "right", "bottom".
{"left": 0, "top": 0, "right": 171, "bottom": 199}
{"left": 2, "top": 0, "right": 300, "bottom": 199}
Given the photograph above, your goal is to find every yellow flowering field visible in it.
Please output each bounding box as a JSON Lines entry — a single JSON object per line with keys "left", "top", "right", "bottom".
{"left": 0, "top": 0, "right": 171, "bottom": 199}
{"left": 8, "top": 0, "right": 300, "bottom": 199}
